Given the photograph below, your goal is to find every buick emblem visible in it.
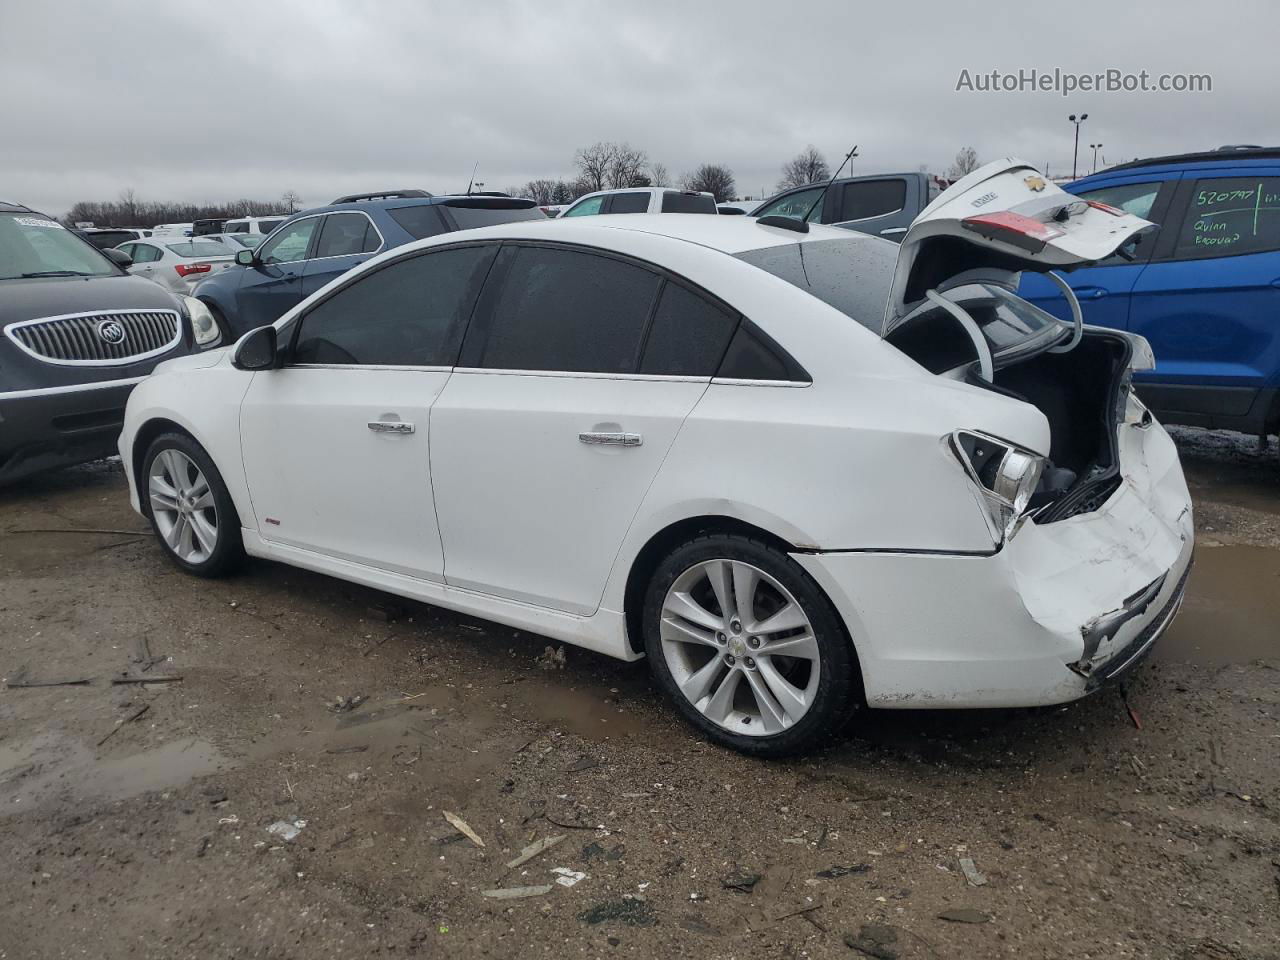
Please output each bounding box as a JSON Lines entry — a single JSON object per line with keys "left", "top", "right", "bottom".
{"left": 97, "top": 319, "right": 126, "bottom": 344}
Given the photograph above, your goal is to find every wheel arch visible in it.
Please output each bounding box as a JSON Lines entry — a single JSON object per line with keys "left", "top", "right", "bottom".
{"left": 130, "top": 417, "right": 199, "bottom": 513}
{"left": 620, "top": 514, "right": 862, "bottom": 686}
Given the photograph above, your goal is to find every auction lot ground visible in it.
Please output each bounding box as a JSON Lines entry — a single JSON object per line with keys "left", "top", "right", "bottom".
{"left": 1, "top": 427, "right": 1277, "bottom": 960}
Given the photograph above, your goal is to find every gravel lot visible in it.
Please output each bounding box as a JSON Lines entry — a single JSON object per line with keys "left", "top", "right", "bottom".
{"left": 1, "top": 427, "right": 1277, "bottom": 960}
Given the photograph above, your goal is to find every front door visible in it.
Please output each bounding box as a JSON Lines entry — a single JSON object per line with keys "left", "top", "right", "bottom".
{"left": 235, "top": 215, "right": 320, "bottom": 329}
{"left": 239, "top": 243, "right": 498, "bottom": 578}
{"left": 431, "top": 244, "right": 738, "bottom": 615}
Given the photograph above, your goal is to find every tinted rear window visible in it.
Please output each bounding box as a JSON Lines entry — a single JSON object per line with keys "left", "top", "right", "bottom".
{"left": 445, "top": 205, "right": 548, "bottom": 230}
{"left": 660, "top": 192, "right": 717, "bottom": 214}
{"left": 388, "top": 204, "right": 448, "bottom": 239}
{"left": 257, "top": 219, "right": 284, "bottom": 233}
{"left": 166, "top": 241, "right": 230, "bottom": 258}
{"left": 734, "top": 237, "right": 896, "bottom": 332}
{"left": 609, "top": 192, "right": 650, "bottom": 214}
{"left": 839, "top": 179, "right": 907, "bottom": 220}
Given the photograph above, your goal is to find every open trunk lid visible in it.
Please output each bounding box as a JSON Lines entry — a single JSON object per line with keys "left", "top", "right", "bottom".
{"left": 884, "top": 158, "right": 1155, "bottom": 335}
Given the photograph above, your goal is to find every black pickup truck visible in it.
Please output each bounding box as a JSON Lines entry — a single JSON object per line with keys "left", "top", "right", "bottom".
{"left": 0, "top": 200, "right": 222, "bottom": 483}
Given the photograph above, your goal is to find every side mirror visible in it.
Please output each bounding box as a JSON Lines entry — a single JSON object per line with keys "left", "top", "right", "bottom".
{"left": 232, "top": 325, "right": 278, "bottom": 371}
{"left": 235, "top": 249, "right": 255, "bottom": 266}
{"left": 103, "top": 247, "right": 133, "bottom": 267}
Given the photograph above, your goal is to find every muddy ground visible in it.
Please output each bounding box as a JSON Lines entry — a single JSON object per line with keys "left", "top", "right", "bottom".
{"left": 1, "top": 427, "right": 1277, "bottom": 960}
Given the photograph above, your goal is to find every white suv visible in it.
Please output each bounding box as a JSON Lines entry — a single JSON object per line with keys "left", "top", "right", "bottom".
{"left": 222, "top": 215, "right": 288, "bottom": 236}
{"left": 559, "top": 187, "right": 717, "bottom": 217}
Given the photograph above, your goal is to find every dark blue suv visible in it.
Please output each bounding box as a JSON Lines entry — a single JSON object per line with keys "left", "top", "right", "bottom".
{"left": 194, "top": 190, "right": 546, "bottom": 338}
{"left": 1019, "top": 148, "right": 1280, "bottom": 444}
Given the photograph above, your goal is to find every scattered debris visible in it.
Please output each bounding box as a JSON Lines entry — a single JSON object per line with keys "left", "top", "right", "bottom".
{"left": 537, "top": 645, "right": 567, "bottom": 670}
{"left": 201, "top": 786, "right": 228, "bottom": 805}
{"left": 568, "top": 756, "right": 601, "bottom": 773}
{"left": 1119, "top": 684, "right": 1142, "bottom": 730}
{"left": 266, "top": 819, "right": 307, "bottom": 842}
{"left": 552, "top": 867, "right": 587, "bottom": 887}
{"left": 366, "top": 602, "right": 405, "bottom": 622}
{"left": 765, "top": 900, "right": 823, "bottom": 923}
{"left": 581, "top": 842, "right": 625, "bottom": 862}
{"left": 845, "top": 923, "right": 900, "bottom": 959}
{"left": 329, "top": 694, "right": 367, "bottom": 713}
{"left": 506, "top": 834, "right": 567, "bottom": 869}
{"left": 442, "top": 810, "right": 484, "bottom": 847}
{"left": 325, "top": 745, "right": 368, "bottom": 755}
{"left": 481, "top": 884, "right": 553, "bottom": 900}
{"left": 938, "top": 908, "right": 990, "bottom": 924}
{"left": 329, "top": 830, "right": 356, "bottom": 850}
{"left": 958, "top": 856, "right": 988, "bottom": 887}
{"left": 112, "top": 672, "right": 182, "bottom": 685}
{"left": 545, "top": 814, "right": 596, "bottom": 831}
{"left": 194, "top": 835, "right": 212, "bottom": 858}
{"left": 678, "top": 915, "right": 722, "bottom": 937}
{"left": 360, "top": 635, "right": 392, "bottom": 657}
{"left": 96, "top": 703, "right": 150, "bottom": 746}
{"left": 11, "top": 526, "right": 149, "bottom": 537}
{"left": 721, "top": 868, "right": 762, "bottom": 893}
{"left": 6, "top": 666, "right": 93, "bottom": 689}
{"left": 130, "top": 636, "right": 166, "bottom": 672}
{"left": 579, "top": 898, "right": 656, "bottom": 927}
{"left": 816, "top": 863, "right": 870, "bottom": 879}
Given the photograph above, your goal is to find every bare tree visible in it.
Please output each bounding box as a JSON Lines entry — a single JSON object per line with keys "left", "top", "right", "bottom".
{"left": 551, "top": 181, "right": 575, "bottom": 205}
{"left": 947, "top": 147, "right": 980, "bottom": 180}
{"left": 281, "top": 190, "right": 301, "bottom": 213}
{"left": 682, "top": 164, "right": 736, "bottom": 203}
{"left": 649, "top": 162, "right": 670, "bottom": 187}
{"left": 523, "top": 179, "right": 558, "bottom": 205}
{"left": 777, "top": 146, "right": 829, "bottom": 190}
{"left": 574, "top": 142, "right": 615, "bottom": 193}
{"left": 607, "top": 142, "right": 649, "bottom": 189}
{"left": 118, "top": 188, "right": 139, "bottom": 224}
{"left": 63, "top": 196, "right": 293, "bottom": 229}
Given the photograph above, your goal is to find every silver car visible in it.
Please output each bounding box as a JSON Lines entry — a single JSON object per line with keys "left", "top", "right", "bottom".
{"left": 114, "top": 238, "right": 236, "bottom": 296}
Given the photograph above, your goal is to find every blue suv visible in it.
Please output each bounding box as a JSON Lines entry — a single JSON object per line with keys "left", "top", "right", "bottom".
{"left": 1019, "top": 148, "right": 1280, "bottom": 444}
{"left": 195, "top": 190, "right": 546, "bottom": 338}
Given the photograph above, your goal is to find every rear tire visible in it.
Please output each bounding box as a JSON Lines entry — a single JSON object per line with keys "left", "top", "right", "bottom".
{"left": 142, "top": 432, "right": 244, "bottom": 578}
{"left": 642, "top": 534, "right": 860, "bottom": 757}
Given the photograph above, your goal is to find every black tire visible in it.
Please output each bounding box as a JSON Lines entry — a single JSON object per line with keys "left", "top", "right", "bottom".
{"left": 141, "top": 432, "right": 245, "bottom": 578}
{"left": 642, "top": 534, "right": 861, "bottom": 757}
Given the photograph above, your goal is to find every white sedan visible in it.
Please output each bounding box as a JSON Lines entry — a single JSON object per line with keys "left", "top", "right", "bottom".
{"left": 115, "top": 238, "right": 236, "bottom": 296}
{"left": 119, "top": 160, "right": 1193, "bottom": 756}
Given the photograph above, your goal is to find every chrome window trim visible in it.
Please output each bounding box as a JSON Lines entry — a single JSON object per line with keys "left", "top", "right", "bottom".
{"left": 257, "top": 212, "right": 325, "bottom": 265}
{"left": 301, "top": 211, "right": 387, "bottom": 264}
{"left": 287, "top": 363, "right": 453, "bottom": 373}
{"left": 4, "top": 309, "right": 183, "bottom": 367}
{"left": 452, "top": 366, "right": 711, "bottom": 383}
{"left": 0, "top": 375, "right": 147, "bottom": 400}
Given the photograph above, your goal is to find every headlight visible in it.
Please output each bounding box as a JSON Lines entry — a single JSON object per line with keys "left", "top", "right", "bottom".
{"left": 182, "top": 296, "right": 221, "bottom": 347}
{"left": 948, "top": 430, "right": 1046, "bottom": 543}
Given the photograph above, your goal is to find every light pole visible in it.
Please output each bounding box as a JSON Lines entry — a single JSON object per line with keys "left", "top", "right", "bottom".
{"left": 1089, "top": 143, "right": 1103, "bottom": 174}
{"left": 1069, "top": 113, "right": 1089, "bottom": 179}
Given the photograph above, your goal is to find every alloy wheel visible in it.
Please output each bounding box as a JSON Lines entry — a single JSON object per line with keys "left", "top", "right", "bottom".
{"left": 660, "top": 559, "right": 820, "bottom": 737}
{"left": 148, "top": 448, "right": 219, "bottom": 564}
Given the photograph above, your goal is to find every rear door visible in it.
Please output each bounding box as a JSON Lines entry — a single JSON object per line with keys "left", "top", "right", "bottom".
{"left": 603, "top": 192, "right": 652, "bottom": 214}
{"left": 830, "top": 176, "right": 916, "bottom": 241}
{"left": 1124, "top": 169, "right": 1280, "bottom": 424}
{"left": 1017, "top": 175, "right": 1179, "bottom": 336}
{"left": 300, "top": 212, "right": 383, "bottom": 299}
{"left": 235, "top": 215, "right": 320, "bottom": 328}
{"left": 430, "top": 243, "right": 738, "bottom": 614}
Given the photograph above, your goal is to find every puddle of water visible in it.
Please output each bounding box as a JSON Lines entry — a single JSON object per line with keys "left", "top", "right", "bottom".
{"left": 510, "top": 684, "right": 652, "bottom": 740}
{"left": 1156, "top": 545, "right": 1280, "bottom": 663}
{"left": 0, "top": 733, "right": 226, "bottom": 816}
{"left": 1181, "top": 459, "right": 1280, "bottom": 517}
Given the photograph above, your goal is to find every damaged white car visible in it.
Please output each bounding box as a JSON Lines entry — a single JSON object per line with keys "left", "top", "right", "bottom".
{"left": 119, "top": 159, "right": 1193, "bottom": 756}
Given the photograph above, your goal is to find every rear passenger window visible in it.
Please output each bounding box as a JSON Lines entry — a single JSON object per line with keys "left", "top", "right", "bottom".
{"left": 640, "top": 282, "right": 738, "bottom": 376}
{"left": 608, "top": 192, "right": 650, "bottom": 214}
{"left": 839, "top": 179, "right": 907, "bottom": 220}
{"left": 387, "top": 205, "right": 448, "bottom": 240}
{"left": 475, "top": 246, "right": 661, "bottom": 373}
{"left": 293, "top": 245, "right": 497, "bottom": 366}
{"left": 717, "top": 323, "right": 806, "bottom": 381}
{"left": 314, "top": 213, "right": 378, "bottom": 258}
{"left": 1174, "top": 177, "right": 1280, "bottom": 259}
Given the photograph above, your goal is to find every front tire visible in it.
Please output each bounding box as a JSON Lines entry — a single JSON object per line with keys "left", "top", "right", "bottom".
{"left": 642, "top": 534, "right": 859, "bottom": 757}
{"left": 142, "top": 432, "right": 244, "bottom": 577}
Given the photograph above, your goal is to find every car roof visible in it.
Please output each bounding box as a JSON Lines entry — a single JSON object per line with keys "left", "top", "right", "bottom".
{"left": 418, "top": 212, "right": 876, "bottom": 256}
{"left": 1104, "top": 146, "right": 1280, "bottom": 173}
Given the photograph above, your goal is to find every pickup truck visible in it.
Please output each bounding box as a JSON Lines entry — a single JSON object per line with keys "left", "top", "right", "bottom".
{"left": 751, "top": 172, "right": 945, "bottom": 241}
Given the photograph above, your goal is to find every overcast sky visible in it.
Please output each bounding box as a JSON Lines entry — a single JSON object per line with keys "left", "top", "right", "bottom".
{"left": 1, "top": 0, "right": 1273, "bottom": 216}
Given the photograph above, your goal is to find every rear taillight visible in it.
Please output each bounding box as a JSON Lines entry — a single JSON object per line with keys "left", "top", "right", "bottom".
{"left": 961, "top": 211, "right": 1065, "bottom": 253}
{"left": 948, "top": 430, "right": 1046, "bottom": 543}
{"left": 175, "top": 262, "right": 212, "bottom": 278}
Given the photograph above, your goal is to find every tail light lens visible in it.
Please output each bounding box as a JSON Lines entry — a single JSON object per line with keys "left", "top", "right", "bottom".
{"left": 175, "top": 262, "right": 212, "bottom": 278}
{"left": 949, "top": 430, "right": 1045, "bottom": 542}
{"left": 961, "top": 211, "right": 1065, "bottom": 254}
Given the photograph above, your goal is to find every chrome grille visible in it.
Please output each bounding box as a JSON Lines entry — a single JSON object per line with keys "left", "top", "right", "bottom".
{"left": 6, "top": 310, "right": 182, "bottom": 366}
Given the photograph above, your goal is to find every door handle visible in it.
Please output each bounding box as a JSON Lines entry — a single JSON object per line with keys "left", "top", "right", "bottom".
{"left": 579, "top": 431, "right": 642, "bottom": 447}
{"left": 1074, "top": 286, "right": 1108, "bottom": 300}
{"left": 368, "top": 420, "right": 415, "bottom": 434}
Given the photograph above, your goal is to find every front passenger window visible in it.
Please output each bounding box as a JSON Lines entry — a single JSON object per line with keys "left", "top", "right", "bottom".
{"left": 292, "top": 245, "right": 498, "bottom": 366}
{"left": 259, "top": 218, "right": 318, "bottom": 264}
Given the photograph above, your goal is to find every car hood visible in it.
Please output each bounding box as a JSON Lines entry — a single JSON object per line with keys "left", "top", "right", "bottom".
{"left": 0, "top": 273, "right": 181, "bottom": 326}
{"left": 884, "top": 158, "right": 1155, "bottom": 334}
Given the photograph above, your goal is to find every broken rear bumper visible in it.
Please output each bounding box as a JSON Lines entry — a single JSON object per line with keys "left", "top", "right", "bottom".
{"left": 794, "top": 415, "right": 1194, "bottom": 709}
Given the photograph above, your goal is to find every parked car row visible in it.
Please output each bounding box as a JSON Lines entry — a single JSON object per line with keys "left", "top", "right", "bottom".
{"left": 116, "top": 160, "right": 1194, "bottom": 756}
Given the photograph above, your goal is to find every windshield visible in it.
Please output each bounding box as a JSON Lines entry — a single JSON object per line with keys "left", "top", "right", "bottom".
{"left": 0, "top": 213, "right": 116, "bottom": 280}
{"left": 734, "top": 236, "right": 896, "bottom": 331}
{"left": 165, "top": 241, "right": 232, "bottom": 258}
